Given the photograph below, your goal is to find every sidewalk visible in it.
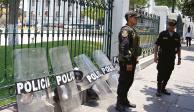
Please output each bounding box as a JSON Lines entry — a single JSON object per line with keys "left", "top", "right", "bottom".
{"left": 1, "top": 43, "right": 194, "bottom": 112}
{"left": 83, "top": 43, "right": 194, "bottom": 112}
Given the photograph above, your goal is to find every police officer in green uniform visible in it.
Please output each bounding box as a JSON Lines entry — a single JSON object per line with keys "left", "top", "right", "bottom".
{"left": 116, "top": 11, "right": 142, "bottom": 112}
{"left": 154, "top": 19, "right": 181, "bottom": 97}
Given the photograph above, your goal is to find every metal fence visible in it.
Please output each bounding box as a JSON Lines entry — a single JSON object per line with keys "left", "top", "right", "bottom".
{"left": 0, "top": 0, "right": 113, "bottom": 106}
{"left": 0, "top": 0, "right": 160, "bottom": 106}
{"left": 136, "top": 10, "right": 160, "bottom": 58}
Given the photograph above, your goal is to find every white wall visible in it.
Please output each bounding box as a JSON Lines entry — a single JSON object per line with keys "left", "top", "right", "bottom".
{"left": 152, "top": 6, "right": 169, "bottom": 32}
{"left": 110, "top": 0, "right": 129, "bottom": 59}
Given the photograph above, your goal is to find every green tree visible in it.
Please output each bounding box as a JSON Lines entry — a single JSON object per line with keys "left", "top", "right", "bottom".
{"left": 155, "top": 0, "right": 183, "bottom": 12}
{"left": 81, "top": 0, "right": 106, "bottom": 25}
{"left": 129, "top": 0, "right": 149, "bottom": 9}
{"left": 0, "top": 0, "right": 21, "bottom": 45}
{"left": 181, "top": 0, "right": 194, "bottom": 17}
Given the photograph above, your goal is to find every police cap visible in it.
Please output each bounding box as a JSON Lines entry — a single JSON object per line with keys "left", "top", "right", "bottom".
{"left": 125, "top": 11, "right": 140, "bottom": 21}
{"left": 168, "top": 19, "right": 177, "bottom": 26}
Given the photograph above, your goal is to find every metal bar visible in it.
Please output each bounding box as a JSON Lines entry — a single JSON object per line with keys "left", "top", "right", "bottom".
{"left": 88, "top": 2, "right": 92, "bottom": 56}
{"left": 85, "top": 1, "right": 88, "bottom": 54}
{"left": 94, "top": 3, "right": 97, "bottom": 50}
{"left": 41, "top": 0, "right": 44, "bottom": 47}
{"left": 35, "top": 0, "right": 39, "bottom": 47}
{"left": 67, "top": 0, "right": 70, "bottom": 45}
{"left": 91, "top": 2, "right": 95, "bottom": 53}
{"left": 107, "top": 0, "right": 113, "bottom": 58}
{"left": 57, "top": 0, "right": 61, "bottom": 46}
{"left": 28, "top": 0, "right": 32, "bottom": 48}
{"left": 21, "top": 0, "right": 25, "bottom": 49}
{"left": 62, "top": 0, "right": 66, "bottom": 46}
{"left": 52, "top": 0, "right": 56, "bottom": 47}
{"left": 47, "top": 0, "right": 50, "bottom": 57}
{"left": 71, "top": 1, "right": 74, "bottom": 57}
{"left": 78, "top": 0, "right": 82, "bottom": 55}
{"left": 81, "top": 1, "right": 85, "bottom": 54}
{"left": 4, "top": 2, "right": 9, "bottom": 79}
{"left": 74, "top": 0, "right": 78, "bottom": 57}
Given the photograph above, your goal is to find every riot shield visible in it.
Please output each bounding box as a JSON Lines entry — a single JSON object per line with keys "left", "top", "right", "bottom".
{"left": 49, "top": 46, "right": 81, "bottom": 112}
{"left": 14, "top": 48, "right": 54, "bottom": 112}
{"left": 93, "top": 50, "right": 119, "bottom": 91}
{"left": 74, "top": 54, "right": 112, "bottom": 99}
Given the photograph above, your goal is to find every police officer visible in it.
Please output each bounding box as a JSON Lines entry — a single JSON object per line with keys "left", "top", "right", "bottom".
{"left": 154, "top": 19, "right": 181, "bottom": 97}
{"left": 116, "top": 11, "right": 142, "bottom": 111}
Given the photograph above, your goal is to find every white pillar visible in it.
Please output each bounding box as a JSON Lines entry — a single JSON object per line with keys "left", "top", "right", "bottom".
{"left": 152, "top": 6, "right": 169, "bottom": 33}
{"left": 110, "top": 0, "right": 129, "bottom": 59}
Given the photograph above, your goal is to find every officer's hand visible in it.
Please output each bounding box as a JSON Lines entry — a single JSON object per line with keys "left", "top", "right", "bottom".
{"left": 154, "top": 56, "right": 158, "bottom": 63}
{"left": 126, "top": 64, "right": 133, "bottom": 71}
{"left": 177, "top": 60, "right": 181, "bottom": 65}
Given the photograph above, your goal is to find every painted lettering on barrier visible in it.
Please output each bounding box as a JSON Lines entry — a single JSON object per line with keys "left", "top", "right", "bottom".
{"left": 16, "top": 77, "right": 50, "bottom": 95}
{"left": 55, "top": 71, "right": 75, "bottom": 86}
{"left": 86, "top": 70, "right": 103, "bottom": 83}
{"left": 113, "top": 56, "right": 119, "bottom": 64}
{"left": 101, "top": 65, "right": 115, "bottom": 74}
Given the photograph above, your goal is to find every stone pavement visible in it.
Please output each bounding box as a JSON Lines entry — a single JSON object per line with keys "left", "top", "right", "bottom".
{"left": 1, "top": 43, "right": 194, "bottom": 112}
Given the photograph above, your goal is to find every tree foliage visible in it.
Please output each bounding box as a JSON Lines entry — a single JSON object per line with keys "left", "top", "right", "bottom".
{"left": 81, "top": 0, "right": 107, "bottom": 24}
{"left": 181, "top": 0, "right": 194, "bottom": 17}
{"left": 130, "top": 0, "right": 148, "bottom": 6}
{"left": 155, "top": 0, "right": 185, "bottom": 9}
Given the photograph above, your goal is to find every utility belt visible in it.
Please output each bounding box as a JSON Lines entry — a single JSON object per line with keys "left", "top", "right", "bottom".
{"left": 158, "top": 50, "right": 176, "bottom": 59}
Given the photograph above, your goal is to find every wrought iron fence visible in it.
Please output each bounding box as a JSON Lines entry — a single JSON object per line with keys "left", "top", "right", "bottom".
{"left": 0, "top": 0, "right": 160, "bottom": 106}
{"left": 136, "top": 10, "right": 160, "bottom": 58}
{"left": 0, "top": 0, "right": 113, "bottom": 106}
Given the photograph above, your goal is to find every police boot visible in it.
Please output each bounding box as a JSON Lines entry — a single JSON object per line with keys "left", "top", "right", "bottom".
{"left": 161, "top": 82, "right": 171, "bottom": 95}
{"left": 125, "top": 101, "right": 136, "bottom": 108}
{"left": 156, "top": 82, "right": 162, "bottom": 97}
{"left": 116, "top": 104, "right": 127, "bottom": 112}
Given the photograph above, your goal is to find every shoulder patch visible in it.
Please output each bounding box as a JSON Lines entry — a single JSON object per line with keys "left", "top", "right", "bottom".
{"left": 121, "top": 30, "right": 128, "bottom": 37}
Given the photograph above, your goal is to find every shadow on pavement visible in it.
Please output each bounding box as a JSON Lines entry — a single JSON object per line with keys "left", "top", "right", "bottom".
{"left": 181, "top": 45, "right": 194, "bottom": 52}
{"left": 183, "top": 56, "right": 194, "bottom": 61}
{"left": 107, "top": 105, "right": 137, "bottom": 112}
{"left": 140, "top": 84, "right": 194, "bottom": 112}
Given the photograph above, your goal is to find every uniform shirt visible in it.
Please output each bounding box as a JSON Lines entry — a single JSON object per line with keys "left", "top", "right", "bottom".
{"left": 118, "top": 25, "right": 137, "bottom": 64}
{"left": 155, "top": 30, "right": 181, "bottom": 60}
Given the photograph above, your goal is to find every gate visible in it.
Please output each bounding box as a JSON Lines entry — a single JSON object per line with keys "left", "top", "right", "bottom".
{"left": 0, "top": 0, "right": 114, "bottom": 106}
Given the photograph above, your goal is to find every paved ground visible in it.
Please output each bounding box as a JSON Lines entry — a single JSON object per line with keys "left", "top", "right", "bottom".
{"left": 81, "top": 43, "right": 194, "bottom": 112}
{"left": 1, "top": 43, "right": 194, "bottom": 112}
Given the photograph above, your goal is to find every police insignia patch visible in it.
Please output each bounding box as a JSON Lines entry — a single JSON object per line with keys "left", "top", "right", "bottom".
{"left": 122, "top": 30, "right": 128, "bottom": 37}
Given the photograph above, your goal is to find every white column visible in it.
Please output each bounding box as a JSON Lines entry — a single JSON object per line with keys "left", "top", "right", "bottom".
{"left": 152, "top": 6, "right": 169, "bottom": 33}
{"left": 110, "top": 0, "right": 129, "bottom": 59}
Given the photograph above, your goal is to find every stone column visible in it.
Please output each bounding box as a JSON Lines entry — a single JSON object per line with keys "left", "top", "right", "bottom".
{"left": 110, "top": 0, "right": 129, "bottom": 59}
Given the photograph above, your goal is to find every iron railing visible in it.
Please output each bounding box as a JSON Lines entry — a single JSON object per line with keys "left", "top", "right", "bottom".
{"left": 0, "top": 0, "right": 160, "bottom": 106}
{"left": 0, "top": 0, "right": 113, "bottom": 106}
{"left": 136, "top": 10, "right": 160, "bottom": 58}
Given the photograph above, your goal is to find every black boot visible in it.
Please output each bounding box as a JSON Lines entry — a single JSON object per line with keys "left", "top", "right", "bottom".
{"left": 115, "top": 104, "right": 126, "bottom": 112}
{"left": 161, "top": 82, "right": 171, "bottom": 95}
{"left": 156, "top": 82, "right": 162, "bottom": 97}
{"left": 125, "top": 102, "right": 136, "bottom": 108}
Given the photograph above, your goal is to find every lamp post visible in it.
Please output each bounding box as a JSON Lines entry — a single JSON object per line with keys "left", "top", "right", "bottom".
{"left": 172, "top": 0, "right": 175, "bottom": 13}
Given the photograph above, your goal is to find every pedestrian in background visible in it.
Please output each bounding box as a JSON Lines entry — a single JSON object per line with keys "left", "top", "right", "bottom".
{"left": 185, "top": 24, "right": 193, "bottom": 47}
